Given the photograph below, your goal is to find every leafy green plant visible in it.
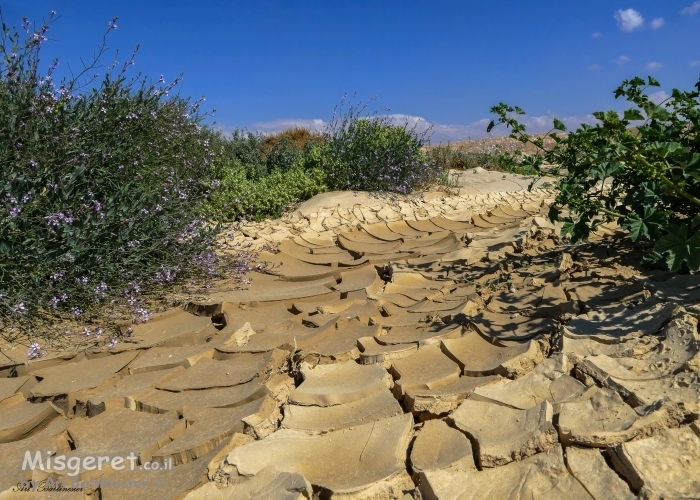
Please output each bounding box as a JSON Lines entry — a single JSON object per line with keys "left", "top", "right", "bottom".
{"left": 206, "top": 157, "right": 327, "bottom": 221}
{"left": 427, "top": 142, "right": 523, "bottom": 172}
{"left": 489, "top": 75, "right": 700, "bottom": 271}
{"left": 263, "top": 136, "right": 303, "bottom": 174}
{"left": 217, "top": 129, "right": 268, "bottom": 180}
{"left": 213, "top": 127, "right": 326, "bottom": 181}
{"left": 0, "top": 12, "right": 224, "bottom": 339}
{"left": 315, "top": 96, "right": 443, "bottom": 193}
{"left": 206, "top": 97, "right": 447, "bottom": 223}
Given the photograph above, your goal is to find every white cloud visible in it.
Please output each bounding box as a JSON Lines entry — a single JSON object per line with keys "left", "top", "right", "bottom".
{"left": 591, "top": 32, "right": 602, "bottom": 38}
{"left": 383, "top": 114, "right": 490, "bottom": 142}
{"left": 681, "top": 1, "right": 700, "bottom": 15}
{"left": 691, "top": 60, "right": 700, "bottom": 67}
{"left": 650, "top": 17, "right": 665, "bottom": 29}
{"left": 648, "top": 91, "right": 669, "bottom": 104}
{"left": 646, "top": 61, "right": 664, "bottom": 70}
{"left": 250, "top": 118, "right": 326, "bottom": 134}
{"left": 588, "top": 64, "right": 603, "bottom": 71}
{"left": 215, "top": 118, "right": 326, "bottom": 138}
{"left": 379, "top": 114, "right": 600, "bottom": 143}
{"left": 505, "top": 114, "right": 600, "bottom": 137}
{"left": 240, "top": 113, "right": 601, "bottom": 144}
{"left": 614, "top": 8, "right": 644, "bottom": 32}
{"left": 615, "top": 55, "right": 631, "bottom": 65}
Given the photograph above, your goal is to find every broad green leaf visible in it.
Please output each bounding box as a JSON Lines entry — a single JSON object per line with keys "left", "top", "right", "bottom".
{"left": 590, "top": 162, "right": 621, "bottom": 180}
{"left": 622, "top": 208, "right": 664, "bottom": 242}
{"left": 552, "top": 118, "right": 567, "bottom": 131}
{"left": 561, "top": 221, "right": 576, "bottom": 237}
{"left": 649, "top": 142, "right": 683, "bottom": 157}
{"left": 627, "top": 182, "right": 662, "bottom": 210}
{"left": 655, "top": 224, "right": 700, "bottom": 271}
{"left": 548, "top": 205, "right": 561, "bottom": 223}
{"left": 487, "top": 120, "right": 495, "bottom": 133}
{"left": 683, "top": 156, "right": 700, "bottom": 178}
{"left": 644, "top": 104, "right": 672, "bottom": 121}
{"left": 592, "top": 111, "right": 605, "bottom": 121}
{"left": 623, "top": 108, "right": 645, "bottom": 121}
{"left": 624, "top": 217, "right": 647, "bottom": 241}
{"left": 561, "top": 219, "right": 590, "bottom": 243}
{"left": 641, "top": 250, "right": 669, "bottom": 270}
{"left": 647, "top": 76, "right": 660, "bottom": 87}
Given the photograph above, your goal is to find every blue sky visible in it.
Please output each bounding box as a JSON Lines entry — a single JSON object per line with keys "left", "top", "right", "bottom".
{"left": 3, "top": 1, "right": 699, "bottom": 142}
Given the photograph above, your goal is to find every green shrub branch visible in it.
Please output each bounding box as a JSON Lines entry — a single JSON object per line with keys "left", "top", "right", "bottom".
{"left": 489, "top": 75, "right": 700, "bottom": 271}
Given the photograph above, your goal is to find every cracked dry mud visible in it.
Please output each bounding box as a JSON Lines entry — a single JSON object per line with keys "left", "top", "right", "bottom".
{"left": 2, "top": 177, "right": 700, "bottom": 499}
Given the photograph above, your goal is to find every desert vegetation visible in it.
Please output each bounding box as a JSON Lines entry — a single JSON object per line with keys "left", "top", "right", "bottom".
{"left": 3, "top": 10, "right": 699, "bottom": 344}
{"left": 426, "top": 138, "right": 525, "bottom": 173}
{"left": 0, "top": 12, "right": 445, "bottom": 338}
{"left": 490, "top": 75, "right": 700, "bottom": 271}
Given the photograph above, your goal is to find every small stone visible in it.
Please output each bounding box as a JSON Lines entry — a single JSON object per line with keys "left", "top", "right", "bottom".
{"left": 451, "top": 399, "right": 558, "bottom": 468}
{"left": 566, "top": 447, "right": 635, "bottom": 500}
{"left": 411, "top": 419, "right": 476, "bottom": 474}
{"left": 420, "top": 445, "right": 592, "bottom": 500}
{"left": 609, "top": 426, "right": 700, "bottom": 499}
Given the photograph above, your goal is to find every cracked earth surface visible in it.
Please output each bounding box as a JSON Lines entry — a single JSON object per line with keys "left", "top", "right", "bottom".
{"left": 1, "top": 174, "right": 700, "bottom": 499}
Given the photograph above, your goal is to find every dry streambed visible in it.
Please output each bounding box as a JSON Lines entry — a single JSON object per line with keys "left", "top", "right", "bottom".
{"left": 0, "top": 185, "right": 699, "bottom": 499}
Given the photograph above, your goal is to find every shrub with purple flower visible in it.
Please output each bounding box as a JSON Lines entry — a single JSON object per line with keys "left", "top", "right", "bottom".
{"left": 26, "top": 342, "right": 45, "bottom": 359}
{"left": 0, "top": 11, "right": 221, "bottom": 333}
{"left": 314, "top": 95, "right": 442, "bottom": 193}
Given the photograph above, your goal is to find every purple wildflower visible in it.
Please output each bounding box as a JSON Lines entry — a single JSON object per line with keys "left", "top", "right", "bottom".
{"left": 45, "top": 212, "right": 75, "bottom": 226}
{"left": 26, "top": 342, "right": 45, "bottom": 360}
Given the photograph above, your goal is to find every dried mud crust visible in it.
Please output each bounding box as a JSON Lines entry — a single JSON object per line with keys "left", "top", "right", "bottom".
{"left": 1, "top": 185, "right": 700, "bottom": 500}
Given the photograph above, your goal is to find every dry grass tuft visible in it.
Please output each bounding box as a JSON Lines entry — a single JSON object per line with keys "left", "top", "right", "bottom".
{"left": 263, "top": 126, "right": 326, "bottom": 152}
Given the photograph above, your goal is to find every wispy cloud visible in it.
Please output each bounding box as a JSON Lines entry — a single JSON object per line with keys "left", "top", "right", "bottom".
{"left": 251, "top": 118, "right": 326, "bottom": 134}
{"left": 681, "top": 1, "right": 700, "bottom": 15}
{"left": 649, "top": 91, "right": 669, "bottom": 104}
{"left": 381, "top": 115, "right": 489, "bottom": 142}
{"left": 588, "top": 64, "right": 603, "bottom": 71}
{"left": 615, "top": 55, "right": 631, "bottom": 65}
{"left": 215, "top": 118, "right": 326, "bottom": 138}
{"left": 646, "top": 61, "right": 664, "bottom": 70}
{"left": 591, "top": 32, "right": 602, "bottom": 38}
{"left": 384, "top": 114, "right": 600, "bottom": 142}
{"left": 240, "top": 113, "right": 601, "bottom": 143}
{"left": 691, "top": 60, "right": 700, "bottom": 67}
{"left": 650, "top": 17, "right": 665, "bottom": 29}
{"left": 614, "top": 8, "right": 644, "bottom": 32}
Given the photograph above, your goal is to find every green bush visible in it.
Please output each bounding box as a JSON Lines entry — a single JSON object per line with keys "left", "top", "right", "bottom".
{"left": 218, "top": 130, "right": 268, "bottom": 179}
{"left": 0, "top": 13, "right": 221, "bottom": 336}
{"left": 206, "top": 99, "right": 446, "bottom": 223}
{"left": 206, "top": 157, "right": 327, "bottom": 221}
{"left": 490, "top": 75, "right": 700, "bottom": 271}
{"left": 427, "top": 143, "right": 524, "bottom": 172}
{"left": 314, "top": 98, "right": 442, "bottom": 193}
{"left": 213, "top": 127, "right": 325, "bottom": 180}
